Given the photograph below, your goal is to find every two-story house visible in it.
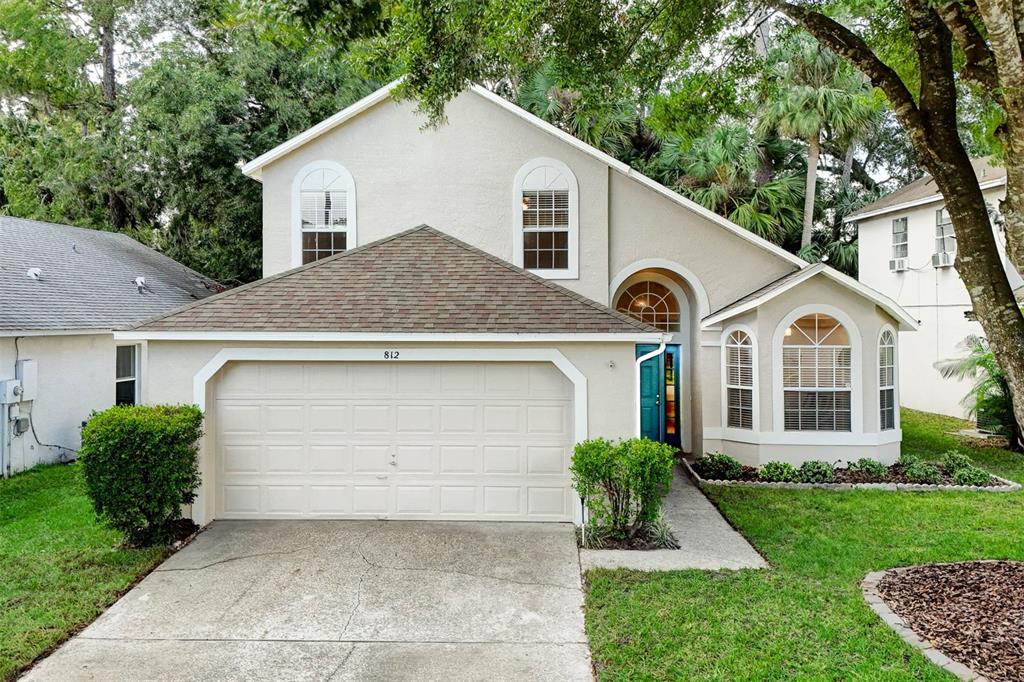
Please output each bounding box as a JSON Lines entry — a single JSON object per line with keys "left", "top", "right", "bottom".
{"left": 852, "top": 158, "right": 1021, "bottom": 419}
{"left": 117, "top": 82, "right": 915, "bottom": 525}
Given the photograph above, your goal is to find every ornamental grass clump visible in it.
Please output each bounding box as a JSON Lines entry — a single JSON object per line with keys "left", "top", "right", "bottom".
{"left": 80, "top": 404, "right": 203, "bottom": 546}
{"left": 571, "top": 437, "right": 676, "bottom": 541}
{"left": 759, "top": 461, "right": 798, "bottom": 482}
{"left": 693, "top": 452, "right": 742, "bottom": 480}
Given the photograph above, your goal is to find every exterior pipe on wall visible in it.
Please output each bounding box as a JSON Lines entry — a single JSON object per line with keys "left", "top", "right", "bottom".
{"left": 634, "top": 338, "right": 668, "bottom": 437}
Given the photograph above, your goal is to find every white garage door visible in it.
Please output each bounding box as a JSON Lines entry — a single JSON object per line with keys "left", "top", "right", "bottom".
{"left": 213, "top": 361, "right": 575, "bottom": 521}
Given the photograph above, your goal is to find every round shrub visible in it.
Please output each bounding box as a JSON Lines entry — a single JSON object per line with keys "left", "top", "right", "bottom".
{"left": 848, "top": 458, "right": 888, "bottom": 480}
{"left": 693, "top": 452, "right": 742, "bottom": 480}
{"left": 759, "top": 461, "right": 798, "bottom": 482}
{"left": 797, "top": 460, "right": 835, "bottom": 483}
{"left": 571, "top": 437, "right": 676, "bottom": 538}
{"left": 902, "top": 459, "right": 941, "bottom": 484}
{"left": 80, "top": 404, "right": 204, "bottom": 546}
{"left": 952, "top": 466, "right": 992, "bottom": 487}
{"left": 941, "top": 450, "right": 974, "bottom": 473}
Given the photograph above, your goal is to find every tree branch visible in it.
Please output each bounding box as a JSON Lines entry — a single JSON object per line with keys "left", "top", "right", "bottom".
{"left": 761, "top": 0, "right": 928, "bottom": 149}
{"left": 936, "top": 0, "right": 999, "bottom": 91}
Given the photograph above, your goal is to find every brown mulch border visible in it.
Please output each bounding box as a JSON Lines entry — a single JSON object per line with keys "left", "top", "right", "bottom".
{"left": 863, "top": 561, "right": 1024, "bottom": 681}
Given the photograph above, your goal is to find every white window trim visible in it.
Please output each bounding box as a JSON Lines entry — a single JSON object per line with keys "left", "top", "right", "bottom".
{"left": 721, "top": 324, "right": 759, "bottom": 431}
{"left": 115, "top": 343, "right": 141, "bottom": 406}
{"left": 891, "top": 217, "right": 908, "bottom": 260}
{"left": 512, "top": 157, "right": 579, "bottom": 279}
{"left": 877, "top": 325, "right": 899, "bottom": 431}
{"left": 291, "top": 160, "right": 357, "bottom": 268}
{"left": 772, "top": 304, "right": 863, "bottom": 436}
{"left": 935, "top": 207, "right": 956, "bottom": 258}
{"left": 190, "top": 347, "right": 588, "bottom": 526}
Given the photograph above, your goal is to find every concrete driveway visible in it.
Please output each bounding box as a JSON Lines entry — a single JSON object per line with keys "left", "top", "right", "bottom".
{"left": 24, "top": 521, "right": 591, "bottom": 681}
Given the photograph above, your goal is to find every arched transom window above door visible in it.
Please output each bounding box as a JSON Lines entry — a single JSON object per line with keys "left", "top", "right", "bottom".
{"left": 513, "top": 158, "right": 578, "bottom": 278}
{"left": 615, "top": 281, "right": 681, "bottom": 332}
{"left": 293, "top": 162, "right": 356, "bottom": 266}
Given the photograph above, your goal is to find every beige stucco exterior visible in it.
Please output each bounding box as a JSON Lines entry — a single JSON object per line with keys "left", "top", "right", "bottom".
{"left": 118, "top": 84, "right": 915, "bottom": 519}
{"left": 1, "top": 333, "right": 116, "bottom": 474}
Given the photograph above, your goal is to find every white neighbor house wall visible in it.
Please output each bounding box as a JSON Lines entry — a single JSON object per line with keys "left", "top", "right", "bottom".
{"left": 0, "top": 333, "right": 117, "bottom": 474}
{"left": 857, "top": 184, "right": 1019, "bottom": 418}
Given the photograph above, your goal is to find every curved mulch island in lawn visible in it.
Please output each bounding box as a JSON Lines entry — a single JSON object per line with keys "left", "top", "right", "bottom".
{"left": 862, "top": 561, "right": 1024, "bottom": 681}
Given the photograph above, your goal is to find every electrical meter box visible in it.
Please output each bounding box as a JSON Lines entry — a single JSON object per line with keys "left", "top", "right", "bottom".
{"left": 15, "top": 360, "right": 37, "bottom": 401}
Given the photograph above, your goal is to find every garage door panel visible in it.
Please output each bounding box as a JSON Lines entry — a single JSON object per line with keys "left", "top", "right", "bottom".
{"left": 215, "top": 361, "right": 573, "bottom": 521}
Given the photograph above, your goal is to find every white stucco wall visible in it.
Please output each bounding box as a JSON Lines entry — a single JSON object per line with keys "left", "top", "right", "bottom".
{"left": 857, "top": 185, "right": 1015, "bottom": 417}
{"left": 0, "top": 333, "right": 115, "bottom": 474}
{"left": 140, "top": 339, "right": 639, "bottom": 524}
{"left": 701, "top": 274, "right": 903, "bottom": 467}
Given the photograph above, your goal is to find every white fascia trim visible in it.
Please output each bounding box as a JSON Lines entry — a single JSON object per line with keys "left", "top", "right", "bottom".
{"left": 240, "top": 80, "right": 404, "bottom": 180}
{"left": 0, "top": 329, "right": 113, "bottom": 338}
{"left": 114, "top": 331, "right": 662, "bottom": 343}
{"left": 844, "top": 177, "right": 1007, "bottom": 223}
{"left": 701, "top": 264, "right": 919, "bottom": 331}
{"left": 703, "top": 427, "right": 902, "bottom": 446}
{"left": 189, "top": 346, "right": 589, "bottom": 524}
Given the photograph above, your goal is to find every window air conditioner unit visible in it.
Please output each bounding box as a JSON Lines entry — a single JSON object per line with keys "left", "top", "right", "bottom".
{"left": 889, "top": 258, "right": 908, "bottom": 272}
{"left": 932, "top": 252, "right": 954, "bottom": 268}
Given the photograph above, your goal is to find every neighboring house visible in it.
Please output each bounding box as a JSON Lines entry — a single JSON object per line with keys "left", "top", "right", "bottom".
{"left": 117, "top": 82, "right": 916, "bottom": 525}
{"left": 0, "top": 217, "right": 218, "bottom": 476}
{"left": 851, "top": 158, "right": 1022, "bottom": 419}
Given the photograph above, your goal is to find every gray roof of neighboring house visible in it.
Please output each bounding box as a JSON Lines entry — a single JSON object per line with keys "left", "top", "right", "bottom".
{"left": 132, "top": 225, "right": 659, "bottom": 334}
{"left": 847, "top": 158, "right": 1005, "bottom": 221}
{"left": 0, "top": 217, "right": 220, "bottom": 333}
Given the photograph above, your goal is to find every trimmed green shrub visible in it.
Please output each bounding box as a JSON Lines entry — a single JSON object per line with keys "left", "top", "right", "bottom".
{"left": 941, "top": 450, "right": 974, "bottom": 473}
{"left": 797, "top": 460, "right": 835, "bottom": 483}
{"left": 570, "top": 437, "right": 676, "bottom": 538}
{"left": 903, "top": 459, "right": 941, "bottom": 484}
{"left": 693, "top": 452, "right": 742, "bottom": 480}
{"left": 848, "top": 458, "right": 888, "bottom": 479}
{"left": 899, "top": 452, "right": 921, "bottom": 466}
{"left": 952, "top": 466, "right": 992, "bottom": 487}
{"left": 759, "top": 461, "right": 798, "bottom": 482}
{"left": 80, "top": 405, "right": 204, "bottom": 546}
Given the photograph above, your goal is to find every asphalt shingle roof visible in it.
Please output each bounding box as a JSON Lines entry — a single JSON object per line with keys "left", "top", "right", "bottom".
{"left": 847, "top": 158, "right": 1005, "bottom": 220}
{"left": 134, "top": 225, "right": 658, "bottom": 334}
{"left": 0, "top": 217, "right": 219, "bottom": 333}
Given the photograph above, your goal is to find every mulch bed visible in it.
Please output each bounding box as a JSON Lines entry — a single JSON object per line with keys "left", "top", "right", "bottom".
{"left": 876, "top": 561, "right": 1024, "bottom": 681}
{"left": 834, "top": 464, "right": 1001, "bottom": 486}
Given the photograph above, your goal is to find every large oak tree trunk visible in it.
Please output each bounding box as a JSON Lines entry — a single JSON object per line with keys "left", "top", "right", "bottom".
{"left": 801, "top": 129, "right": 820, "bottom": 248}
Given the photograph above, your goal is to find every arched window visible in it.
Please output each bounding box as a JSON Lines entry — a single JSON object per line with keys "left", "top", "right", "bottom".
{"left": 615, "top": 281, "right": 681, "bottom": 332}
{"left": 513, "top": 158, "right": 578, "bottom": 278}
{"left": 724, "top": 330, "right": 754, "bottom": 429}
{"left": 293, "top": 162, "right": 356, "bottom": 266}
{"left": 879, "top": 329, "right": 896, "bottom": 430}
{"left": 782, "top": 313, "right": 852, "bottom": 431}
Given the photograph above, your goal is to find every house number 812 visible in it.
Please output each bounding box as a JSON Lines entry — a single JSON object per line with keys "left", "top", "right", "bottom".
{"left": 383, "top": 350, "right": 400, "bottom": 360}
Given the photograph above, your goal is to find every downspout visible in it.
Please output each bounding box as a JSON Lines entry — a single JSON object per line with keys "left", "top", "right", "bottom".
{"left": 635, "top": 336, "right": 669, "bottom": 437}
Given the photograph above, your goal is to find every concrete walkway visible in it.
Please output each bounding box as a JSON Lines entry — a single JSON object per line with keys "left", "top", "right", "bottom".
{"left": 580, "top": 466, "right": 767, "bottom": 571}
{"left": 24, "top": 521, "right": 591, "bottom": 682}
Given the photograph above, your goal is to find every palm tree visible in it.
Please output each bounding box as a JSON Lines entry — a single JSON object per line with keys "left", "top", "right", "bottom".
{"left": 759, "top": 40, "right": 876, "bottom": 248}
{"left": 661, "top": 123, "right": 804, "bottom": 244}
{"left": 935, "top": 335, "right": 1022, "bottom": 452}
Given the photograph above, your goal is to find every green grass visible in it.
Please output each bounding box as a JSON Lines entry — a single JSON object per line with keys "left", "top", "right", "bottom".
{"left": 0, "top": 463, "right": 167, "bottom": 681}
{"left": 585, "top": 409, "right": 1024, "bottom": 680}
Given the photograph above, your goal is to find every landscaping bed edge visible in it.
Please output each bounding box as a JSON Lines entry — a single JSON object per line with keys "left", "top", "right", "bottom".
{"left": 681, "top": 459, "right": 1021, "bottom": 492}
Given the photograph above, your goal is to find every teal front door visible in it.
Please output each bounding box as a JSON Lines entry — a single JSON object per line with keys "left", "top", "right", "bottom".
{"left": 637, "top": 345, "right": 682, "bottom": 448}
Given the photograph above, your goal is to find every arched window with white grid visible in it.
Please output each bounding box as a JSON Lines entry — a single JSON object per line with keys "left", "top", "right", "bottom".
{"left": 292, "top": 161, "right": 356, "bottom": 267}
{"left": 879, "top": 329, "right": 896, "bottom": 430}
{"left": 724, "top": 330, "right": 755, "bottom": 429}
{"left": 513, "top": 158, "right": 579, "bottom": 278}
{"left": 782, "top": 313, "right": 853, "bottom": 431}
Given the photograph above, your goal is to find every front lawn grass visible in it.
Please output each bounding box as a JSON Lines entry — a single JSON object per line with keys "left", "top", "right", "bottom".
{"left": 0, "top": 463, "right": 167, "bottom": 681}
{"left": 585, "top": 409, "right": 1024, "bottom": 680}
